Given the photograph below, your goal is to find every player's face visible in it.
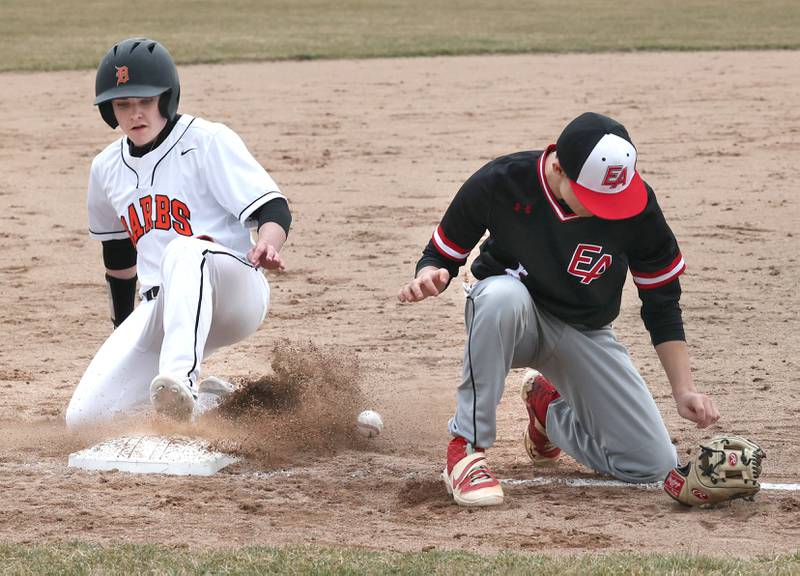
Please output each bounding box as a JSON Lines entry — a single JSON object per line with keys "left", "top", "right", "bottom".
{"left": 112, "top": 97, "right": 168, "bottom": 147}
{"left": 558, "top": 179, "right": 593, "bottom": 217}
{"left": 547, "top": 152, "right": 593, "bottom": 218}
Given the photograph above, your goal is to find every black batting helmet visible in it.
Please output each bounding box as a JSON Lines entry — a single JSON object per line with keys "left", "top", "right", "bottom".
{"left": 94, "top": 38, "right": 180, "bottom": 129}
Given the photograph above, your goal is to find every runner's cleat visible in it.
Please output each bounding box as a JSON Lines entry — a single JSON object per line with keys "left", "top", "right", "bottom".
{"left": 150, "top": 374, "right": 196, "bottom": 421}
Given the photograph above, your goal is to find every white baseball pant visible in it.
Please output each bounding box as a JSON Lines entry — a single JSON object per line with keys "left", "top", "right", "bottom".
{"left": 66, "top": 237, "right": 269, "bottom": 428}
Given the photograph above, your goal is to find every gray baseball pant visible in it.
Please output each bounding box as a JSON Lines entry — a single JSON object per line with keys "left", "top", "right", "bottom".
{"left": 448, "top": 275, "right": 678, "bottom": 483}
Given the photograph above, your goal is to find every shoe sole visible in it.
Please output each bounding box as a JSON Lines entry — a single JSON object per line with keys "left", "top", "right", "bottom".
{"left": 198, "top": 376, "right": 235, "bottom": 397}
{"left": 442, "top": 468, "right": 504, "bottom": 507}
{"left": 520, "top": 370, "right": 561, "bottom": 464}
{"left": 522, "top": 428, "right": 561, "bottom": 464}
{"left": 151, "top": 377, "right": 194, "bottom": 421}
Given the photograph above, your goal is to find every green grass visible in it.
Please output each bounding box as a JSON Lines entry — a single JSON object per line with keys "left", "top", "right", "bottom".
{"left": 0, "top": 544, "right": 798, "bottom": 575}
{"left": 1, "top": 0, "right": 799, "bottom": 72}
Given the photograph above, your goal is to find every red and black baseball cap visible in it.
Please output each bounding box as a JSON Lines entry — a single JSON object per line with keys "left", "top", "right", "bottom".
{"left": 556, "top": 112, "right": 647, "bottom": 220}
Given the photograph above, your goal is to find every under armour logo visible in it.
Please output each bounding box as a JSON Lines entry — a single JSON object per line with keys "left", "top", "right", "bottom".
{"left": 505, "top": 263, "right": 528, "bottom": 280}
{"left": 567, "top": 244, "right": 612, "bottom": 285}
{"left": 513, "top": 202, "right": 533, "bottom": 215}
{"left": 602, "top": 165, "right": 628, "bottom": 189}
{"left": 115, "top": 65, "right": 129, "bottom": 86}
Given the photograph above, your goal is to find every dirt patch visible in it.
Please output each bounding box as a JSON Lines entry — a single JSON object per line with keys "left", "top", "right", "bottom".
{"left": 397, "top": 478, "right": 447, "bottom": 507}
{"left": 0, "top": 51, "right": 798, "bottom": 555}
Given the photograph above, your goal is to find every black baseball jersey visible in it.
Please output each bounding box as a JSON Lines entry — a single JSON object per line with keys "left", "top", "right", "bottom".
{"left": 416, "top": 146, "right": 686, "bottom": 342}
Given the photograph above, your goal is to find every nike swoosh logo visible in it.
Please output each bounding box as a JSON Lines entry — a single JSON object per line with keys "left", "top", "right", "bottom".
{"left": 180, "top": 147, "right": 197, "bottom": 156}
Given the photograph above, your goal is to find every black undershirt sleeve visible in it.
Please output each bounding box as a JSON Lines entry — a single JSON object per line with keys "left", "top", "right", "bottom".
{"left": 253, "top": 198, "right": 291, "bottom": 236}
{"left": 639, "top": 278, "right": 685, "bottom": 346}
{"left": 102, "top": 238, "right": 137, "bottom": 270}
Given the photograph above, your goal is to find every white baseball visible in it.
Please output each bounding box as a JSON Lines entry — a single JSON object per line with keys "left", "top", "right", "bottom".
{"left": 356, "top": 410, "right": 384, "bottom": 438}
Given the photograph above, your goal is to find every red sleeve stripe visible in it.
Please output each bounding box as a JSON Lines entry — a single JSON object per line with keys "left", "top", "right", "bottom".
{"left": 631, "top": 253, "right": 684, "bottom": 278}
{"left": 432, "top": 225, "right": 470, "bottom": 261}
{"left": 631, "top": 254, "right": 685, "bottom": 289}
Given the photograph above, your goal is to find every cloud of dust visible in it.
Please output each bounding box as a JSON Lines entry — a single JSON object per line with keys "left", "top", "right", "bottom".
{"left": 198, "top": 339, "right": 368, "bottom": 467}
{"left": 1, "top": 340, "right": 371, "bottom": 468}
{"left": 0, "top": 415, "right": 156, "bottom": 459}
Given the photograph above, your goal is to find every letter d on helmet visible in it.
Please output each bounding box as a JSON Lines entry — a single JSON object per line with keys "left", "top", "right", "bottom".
{"left": 94, "top": 38, "right": 180, "bottom": 129}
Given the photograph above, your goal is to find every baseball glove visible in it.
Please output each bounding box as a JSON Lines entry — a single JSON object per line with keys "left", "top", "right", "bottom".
{"left": 663, "top": 435, "right": 765, "bottom": 507}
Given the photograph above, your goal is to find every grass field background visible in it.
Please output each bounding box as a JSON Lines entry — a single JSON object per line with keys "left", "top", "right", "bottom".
{"left": 1, "top": 544, "right": 799, "bottom": 575}
{"left": 2, "top": 1, "right": 799, "bottom": 573}
{"left": 0, "top": 0, "right": 799, "bottom": 71}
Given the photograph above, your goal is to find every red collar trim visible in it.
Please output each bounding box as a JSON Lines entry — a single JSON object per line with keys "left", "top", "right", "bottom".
{"left": 538, "top": 144, "right": 581, "bottom": 223}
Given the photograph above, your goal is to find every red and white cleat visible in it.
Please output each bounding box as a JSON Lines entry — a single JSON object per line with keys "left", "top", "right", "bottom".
{"left": 442, "top": 436, "right": 504, "bottom": 507}
{"left": 520, "top": 369, "right": 562, "bottom": 463}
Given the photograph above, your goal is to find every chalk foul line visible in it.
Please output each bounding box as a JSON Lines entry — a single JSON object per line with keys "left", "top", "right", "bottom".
{"left": 502, "top": 477, "right": 800, "bottom": 492}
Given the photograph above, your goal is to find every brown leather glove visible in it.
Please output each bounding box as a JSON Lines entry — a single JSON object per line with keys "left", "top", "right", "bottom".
{"left": 664, "top": 435, "right": 765, "bottom": 507}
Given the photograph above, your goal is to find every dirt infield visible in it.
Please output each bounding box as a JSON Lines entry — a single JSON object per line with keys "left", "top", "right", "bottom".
{"left": 0, "top": 51, "right": 798, "bottom": 556}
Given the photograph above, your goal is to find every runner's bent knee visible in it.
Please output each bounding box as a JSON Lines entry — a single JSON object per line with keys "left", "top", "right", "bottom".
{"left": 65, "top": 400, "right": 85, "bottom": 429}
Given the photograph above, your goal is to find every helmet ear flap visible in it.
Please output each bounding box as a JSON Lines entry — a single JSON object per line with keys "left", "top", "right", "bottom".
{"left": 158, "top": 89, "right": 180, "bottom": 122}
{"left": 99, "top": 102, "right": 119, "bottom": 129}
{"left": 158, "top": 90, "right": 170, "bottom": 120}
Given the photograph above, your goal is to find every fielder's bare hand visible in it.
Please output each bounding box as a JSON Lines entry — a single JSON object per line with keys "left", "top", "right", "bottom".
{"left": 675, "top": 390, "right": 720, "bottom": 429}
{"left": 398, "top": 267, "right": 451, "bottom": 303}
{"left": 248, "top": 222, "right": 287, "bottom": 270}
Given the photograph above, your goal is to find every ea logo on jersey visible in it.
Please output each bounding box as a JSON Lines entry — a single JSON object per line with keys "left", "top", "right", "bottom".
{"left": 115, "top": 65, "right": 129, "bottom": 86}
{"left": 568, "top": 243, "right": 612, "bottom": 285}
{"left": 602, "top": 165, "right": 628, "bottom": 189}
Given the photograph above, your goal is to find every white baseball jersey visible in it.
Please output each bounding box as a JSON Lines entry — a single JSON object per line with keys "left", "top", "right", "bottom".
{"left": 87, "top": 114, "right": 285, "bottom": 293}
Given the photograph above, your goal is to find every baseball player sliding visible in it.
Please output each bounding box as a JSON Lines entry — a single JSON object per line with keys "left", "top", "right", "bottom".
{"left": 66, "top": 38, "right": 291, "bottom": 427}
{"left": 398, "top": 112, "right": 720, "bottom": 506}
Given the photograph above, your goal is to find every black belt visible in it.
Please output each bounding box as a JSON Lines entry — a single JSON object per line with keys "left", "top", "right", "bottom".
{"left": 144, "top": 286, "right": 160, "bottom": 301}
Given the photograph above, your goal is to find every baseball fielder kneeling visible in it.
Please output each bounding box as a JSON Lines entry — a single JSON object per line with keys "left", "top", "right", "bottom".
{"left": 399, "top": 113, "right": 721, "bottom": 507}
